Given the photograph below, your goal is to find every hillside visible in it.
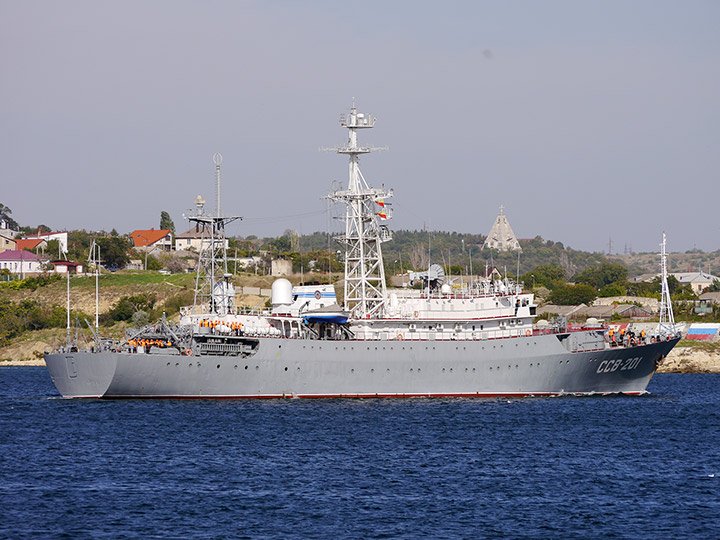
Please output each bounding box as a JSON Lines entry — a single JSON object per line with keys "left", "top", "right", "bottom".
{"left": 610, "top": 250, "right": 720, "bottom": 277}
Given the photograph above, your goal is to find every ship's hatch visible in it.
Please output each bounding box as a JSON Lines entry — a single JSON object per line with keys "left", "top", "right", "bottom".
{"left": 65, "top": 356, "right": 78, "bottom": 378}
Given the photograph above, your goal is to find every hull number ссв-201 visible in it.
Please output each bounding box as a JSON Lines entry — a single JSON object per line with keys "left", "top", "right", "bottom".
{"left": 597, "top": 357, "right": 643, "bottom": 373}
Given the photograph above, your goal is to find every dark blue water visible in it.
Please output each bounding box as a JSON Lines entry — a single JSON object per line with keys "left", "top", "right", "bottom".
{"left": 1, "top": 368, "right": 718, "bottom": 539}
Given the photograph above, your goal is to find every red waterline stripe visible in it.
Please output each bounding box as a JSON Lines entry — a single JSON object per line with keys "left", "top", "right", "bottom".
{"left": 97, "top": 391, "right": 644, "bottom": 399}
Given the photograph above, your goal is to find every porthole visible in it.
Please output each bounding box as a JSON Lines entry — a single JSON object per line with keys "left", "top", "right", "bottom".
{"left": 255, "top": 366, "right": 259, "bottom": 370}
{"left": 245, "top": 365, "right": 248, "bottom": 370}
{"left": 234, "top": 365, "right": 238, "bottom": 369}
{"left": 217, "top": 364, "right": 220, "bottom": 369}
{"left": 175, "top": 362, "right": 179, "bottom": 367}
{"left": 371, "top": 368, "right": 374, "bottom": 373}
{"left": 442, "top": 368, "right": 446, "bottom": 372}
{"left": 166, "top": 362, "right": 170, "bottom": 366}
{"left": 351, "top": 368, "right": 355, "bottom": 373}
{"left": 284, "top": 367, "right": 288, "bottom": 371}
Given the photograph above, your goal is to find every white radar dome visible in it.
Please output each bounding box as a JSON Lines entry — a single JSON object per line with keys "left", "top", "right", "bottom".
{"left": 441, "top": 283, "right": 451, "bottom": 295}
{"left": 271, "top": 278, "right": 292, "bottom": 307}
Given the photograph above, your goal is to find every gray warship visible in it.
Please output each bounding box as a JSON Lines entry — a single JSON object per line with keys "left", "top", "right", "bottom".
{"left": 44, "top": 103, "right": 680, "bottom": 398}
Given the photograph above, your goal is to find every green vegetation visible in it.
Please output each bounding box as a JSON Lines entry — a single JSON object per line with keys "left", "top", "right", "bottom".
{"left": 547, "top": 284, "right": 598, "bottom": 305}
{"left": 675, "top": 340, "right": 720, "bottom": 352}
{"left": 0, "top": 274, "right": 61, "bottom": 291}
{"left": 0, "top": 202, "right": 20, "bottom": 230}
{"left": 0, "top": 299, "right": 88, "bottom": 346}
{"left": 160, "top": 211, "right": 176, "bottom": 235}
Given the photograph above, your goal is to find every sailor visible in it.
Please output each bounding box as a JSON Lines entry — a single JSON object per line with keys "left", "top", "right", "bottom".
{"left": 641, "top": 329, "right": 646, "bottom": 342}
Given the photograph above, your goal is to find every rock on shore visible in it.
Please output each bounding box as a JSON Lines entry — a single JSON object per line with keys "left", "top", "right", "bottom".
{"left": 658, "top": 347, "right": 720, "bottom": 374}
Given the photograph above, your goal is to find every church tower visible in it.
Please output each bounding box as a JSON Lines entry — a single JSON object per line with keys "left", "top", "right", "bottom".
{"left": 482, "top": 205, "right": 522, "bottom": 252}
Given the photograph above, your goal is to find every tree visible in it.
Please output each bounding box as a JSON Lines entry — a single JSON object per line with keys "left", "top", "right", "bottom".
{"left": 96, "top": 236, "right": 131, "bottom": 269}
{"left": 548, "top": 284, "right": 597, "bottom": 305}
{"left": 707, "top": 279, "right": 720, "bottom": 293}
{"left": 46, "top": 239, "right": 62, "bottom": 259}
{"left": 160, "top": 211, "right": 175, "bottom": 235}
{"left": 0, "top": 203, "right": 20, "bottom": 230}
{"left": 520, "top": 264, "right": 566, "bottom": 290}
{"left": 573, "top": 262, "right": 628, "bottom": 290}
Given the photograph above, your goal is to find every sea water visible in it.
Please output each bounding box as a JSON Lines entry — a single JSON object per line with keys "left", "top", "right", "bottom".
{"left": 1, "top": 368, "right": 718, "bottom": 539}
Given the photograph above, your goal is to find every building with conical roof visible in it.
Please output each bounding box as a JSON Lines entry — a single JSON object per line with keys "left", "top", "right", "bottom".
{"left": 482, "top": 205, "right": 521, "bottom": 252}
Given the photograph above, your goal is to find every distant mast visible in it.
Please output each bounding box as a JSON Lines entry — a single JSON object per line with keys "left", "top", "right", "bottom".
{"left": 658, "top": 232, "right": 676, "bottom": 336}
{"left": 326, "top": 100, "right": 392, "bottom": 319}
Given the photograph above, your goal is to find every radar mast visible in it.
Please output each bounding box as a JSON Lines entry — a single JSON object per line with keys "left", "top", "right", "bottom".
{"left": 188, "top": 153, "right": 242, "bottom": 316}
{"left": 326, "top": 100, "right": 392, "bottom": 319}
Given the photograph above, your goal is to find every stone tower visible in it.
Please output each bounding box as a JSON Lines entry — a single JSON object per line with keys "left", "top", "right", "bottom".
{"left": 482, "top": 205, "right": 522, "bottom": 252}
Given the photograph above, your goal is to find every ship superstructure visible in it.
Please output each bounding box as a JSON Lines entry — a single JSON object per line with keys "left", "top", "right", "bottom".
{"left": 44, "top": 102, "right": 680, "bottom": 399}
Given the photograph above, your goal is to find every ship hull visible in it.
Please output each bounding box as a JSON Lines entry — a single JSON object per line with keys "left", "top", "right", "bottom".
{"left": 45, "top": 334, "right": 679, "bottom": 399}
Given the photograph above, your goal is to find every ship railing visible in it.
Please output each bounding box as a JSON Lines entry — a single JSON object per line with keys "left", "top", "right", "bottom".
{"left": 394, "top": 289, "right": 528, "bottom": 302}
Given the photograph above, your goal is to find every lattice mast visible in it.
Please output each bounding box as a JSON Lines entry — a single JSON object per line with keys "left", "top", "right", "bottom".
{"left": 190, "top": 153, "right": 242, "bottom": 316}
{"left": 326, "top": 101, "right": 392, "bottom": 319}
{"left": 658, "top": 232, "right": 676, "bottom": 336}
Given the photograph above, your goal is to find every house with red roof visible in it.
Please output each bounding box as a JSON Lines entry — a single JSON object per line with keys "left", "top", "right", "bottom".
{"left": 21, "top": 230, "right": 68, "bottom": 254}
{"left": 130, "top": 229, "right": 173, "bottom": 251}
{"left": 53, "top": 261, "right": 84, "bottom": 274}
{"left": 15, "top": 237, "right": 48, "bottom": 253}
{"left": 0, "top": 250, "right": 49, "bottom": 276}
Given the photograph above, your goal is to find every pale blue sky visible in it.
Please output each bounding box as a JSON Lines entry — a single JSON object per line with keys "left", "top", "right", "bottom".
{"left": 1, "top": 0, "right": 718, "bottom": 252}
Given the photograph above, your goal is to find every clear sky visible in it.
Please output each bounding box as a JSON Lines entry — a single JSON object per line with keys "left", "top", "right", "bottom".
{"left": 1, "top": 0, "right": 718, "bottom": 253}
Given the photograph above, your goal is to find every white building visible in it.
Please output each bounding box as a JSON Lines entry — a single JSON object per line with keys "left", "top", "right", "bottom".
{"left": 672, "top": 271, "right": 720, "bottom": 295}
{"left": 482, "top": 205, "right": 522, "bottom": 252}
{"left": 175, "top": 228, "right": 229, "bottom": 251}
{"left": 0, "top": 250, "right": 49, "bottom": 276}
{"left": 22, "top": 231, "right": 68, "bottom": 254}
{"left": 271, "top": 259, "right": 293, "bottom": 276}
